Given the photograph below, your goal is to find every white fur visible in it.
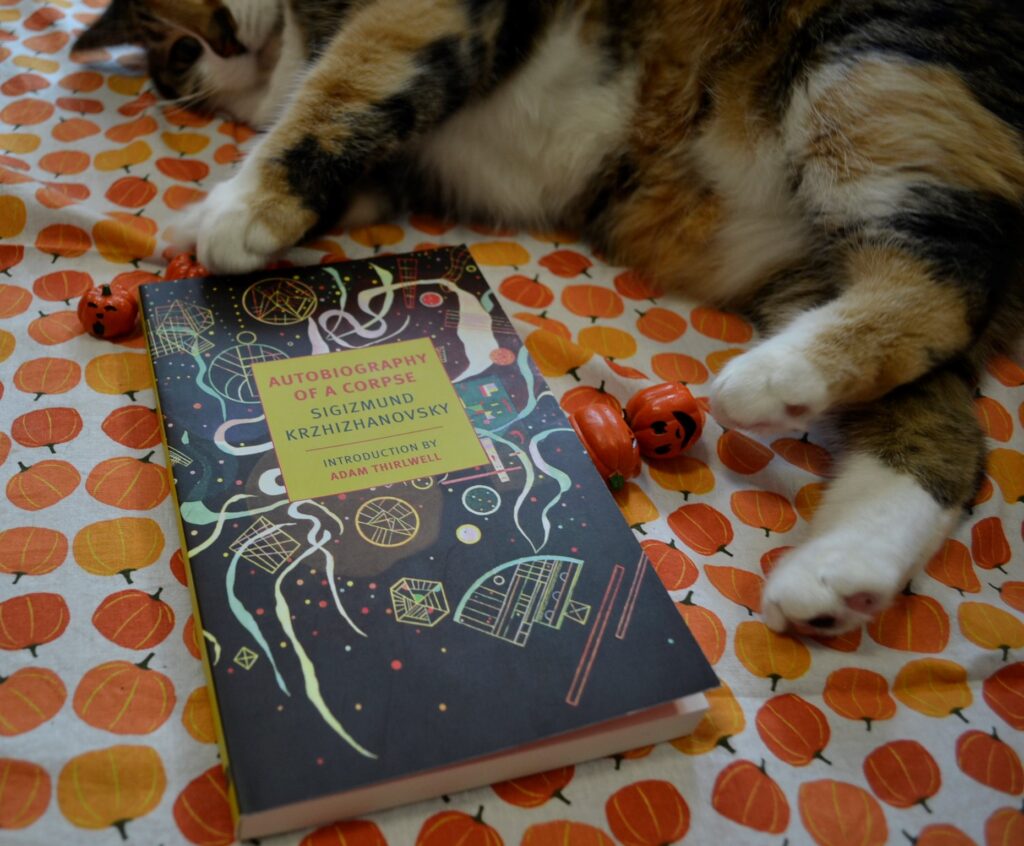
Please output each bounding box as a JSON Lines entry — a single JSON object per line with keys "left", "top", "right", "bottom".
{"left": 710, "top": 306, "right": 834, "bottom": 432}
{"left": 413, "top": 14, "right": 638, "bottom": 224}
{"left": 763, "top": 453, "right": 959, "bottom": 634}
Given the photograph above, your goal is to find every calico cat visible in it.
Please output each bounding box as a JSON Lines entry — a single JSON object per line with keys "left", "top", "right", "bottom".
{"left": 74, "top": 0, "right": 1024, "bottom": 635}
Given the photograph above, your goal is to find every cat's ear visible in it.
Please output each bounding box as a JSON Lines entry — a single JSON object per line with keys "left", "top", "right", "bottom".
{"left": 149, "top": 0, "right": 247, "bottom": 58}
{"left": 72, "top": 0, "right": 140, "bottom": 52}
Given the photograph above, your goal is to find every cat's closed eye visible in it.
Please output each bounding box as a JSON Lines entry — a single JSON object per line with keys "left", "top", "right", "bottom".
{"left": 168, "top": 37, "right": 203, "bottom": 73}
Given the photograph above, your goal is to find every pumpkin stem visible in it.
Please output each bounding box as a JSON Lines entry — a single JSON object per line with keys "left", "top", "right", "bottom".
{"left": 716, "top": 736, "right": 736, "bottom": 754}
{"left": 763, "top": 528, "right": 771, "bottom": 539}
{"left": 718, "top": 545, "right": 733, "bottom": 558}
{"left": 1001, "top": 645, "right": 1011, "bottom": 661}
{"left": 151, "top": 586, "right": 164, "bottom": 601}
{"left": 680, "top": 591, "right": 695, "bottom": 606}
{"left": 608, "top": 473, "right": 625, "bottom": 491}
{"left": 137, "top": 652, "right": 155, "bottom": 671}
{"left": 113, "top": 819, "right": 129, "bottom": 840}
{"left": 902, "top": 831, "right": 918, "bottom": 845}
{"left": 630, "top": 523, "right": 647, "bottom": 535}
{"left": 992, "top": 726, "right": 1002, "bottom": 741}
{"left": 901, "top": 582, "right": 915, "bottom": 597}
{"left": 101, "top": 284, "right": 112, "bottom": 297}
{"left": 814, "top": 751, "right": 832, "bottom": 766}
{"left": 472, "top": 805, "right": 485, "bottom": 824}
{"left": 120, "top": 568, "right": 134, "bottom": 584}
{"left": 918, "top": 798, "right": 932, "bottom": 814}
{"left": 28, "top": 644, "right": 39, "bottom": 658}
{"left": 952, "top": 708, "right": 969, "bottom": 723}
{"left": 800, "top": 432, "right": 810, "bottom": 443}
{"left": 681, "top": 491, "right": 689, "bottom": 501}
{"left": 769, "top": 673, "right": 781, "bottom": 692}
{"left": 554, "top": 790, "right": 571, "bottom": 805}
{"left": 12, "top": 572, "right": 22, "bottom": 585}
{"left": 125, "top": 390, "right": 137, "bottom": 401}
{"left": 758, "top": 758, "right": 767, "bottom": 774}
{"left": 139, "top": 450, "right": 156, "bottom": 464}
{"left": 440, "top": 794, "right": 450, "bottom": 803}
{"left": 46, "top": 443, "right": 56, "bottom": 454}
{"left": 863, "top": 718, "right": 873, "bottom": 731}
{"left": 16, "top": 461, "right": 30, "bottom": 473}
{"left": 567, "top": 367, "right": 582, "bottom": 382}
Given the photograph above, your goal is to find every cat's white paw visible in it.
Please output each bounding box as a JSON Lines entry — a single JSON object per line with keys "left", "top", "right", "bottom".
{"left": 762, "top": 538, "right": 897, "bottom": 635}
{"left": 710, "top": 340, "right": 829, "bottom": 433}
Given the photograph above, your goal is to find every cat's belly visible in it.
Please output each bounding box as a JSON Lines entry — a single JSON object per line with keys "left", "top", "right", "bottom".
{"left": 413, "top": 15, "right": 637, "bottom": 225}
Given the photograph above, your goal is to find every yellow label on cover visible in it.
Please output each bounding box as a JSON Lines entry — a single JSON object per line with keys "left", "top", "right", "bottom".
{"left": 252, "top": 338, "right": 487, "bottom": 499}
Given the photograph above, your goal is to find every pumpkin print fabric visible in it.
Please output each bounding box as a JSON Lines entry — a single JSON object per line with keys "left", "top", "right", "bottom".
{"left": 0, "top": 2, "right": 1022, "bottom": 844}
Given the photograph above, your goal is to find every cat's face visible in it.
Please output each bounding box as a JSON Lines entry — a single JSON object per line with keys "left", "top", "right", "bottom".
{"left": 73, "top": 0, "right": 284, "bottom": 116}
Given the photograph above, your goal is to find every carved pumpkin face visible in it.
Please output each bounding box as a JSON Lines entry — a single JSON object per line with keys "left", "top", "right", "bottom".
{"left": 626, "top": 382, "right": 704, "bottom": 459}
{"left": 77, "top": 284, "right": 138, "bottom": 339}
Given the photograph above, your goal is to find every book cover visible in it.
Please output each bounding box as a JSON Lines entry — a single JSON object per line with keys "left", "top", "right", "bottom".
{"left": 139, "top": 246, "right": 718, "bottom": 834}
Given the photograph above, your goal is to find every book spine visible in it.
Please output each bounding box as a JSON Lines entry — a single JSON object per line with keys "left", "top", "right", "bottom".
{"left": 138, "top": 294, "right": 242, "bottom": 831}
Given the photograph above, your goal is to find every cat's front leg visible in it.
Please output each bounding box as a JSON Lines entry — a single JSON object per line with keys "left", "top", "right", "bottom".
{"left": 760, "top": 366, "right": 980, "bottom": 635}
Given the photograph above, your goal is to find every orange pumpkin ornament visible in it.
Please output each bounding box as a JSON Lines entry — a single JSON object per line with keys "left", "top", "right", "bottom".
{"left": 671, "top": 680, "right": 745, "bottom": 754}
{"left": 521, "top": 820, "right": 614, "bottom": 846}
{"left": 823, "top": 667, "right": 897, "bottom": 731}
{"left": 0, "top": 758, "right": 51, "bottom": 829}
{"left": 983, "top": 662, "right": 1024, "bottom": 730}
{"left": 757, "top": 693, "right": 832, "bottom": 766}
{"left": 0, "top": 526, "right": 67, "bottom": 583}
{"left": 7, "top": 459, "right": 81, "bottom": 511}
{"left": 86, "top": 450, "right": 171, "bottom": 510}
{"left": 165, "top": 252, "right": 211, "bottom": 279}
{"left": 668, "top": 502, "right": 734, "bottom": 556}
{"left": 641, "top": 539, "right": 697, "bottom": 591}
{"left": 735, "top": 621, "right": 812, "bottom": 691}
{"left": 0, "top": 593, "right": 69, "bottom": 656}
{"left": 0, "top": 667, "right": 66, "bottom": 736}
{"left": 605, "top": 779, "right": 689, "bottom": 846}
{"left": 626, "top": 382, "right": 704, "bottom": 458}
{"left": 301, "top": 819, "right": 388, "bottom": 846}
{"left": 676, "top": 591, "right": 727, "bottom": 665}
{"left": 717, "top": 429, "right": 774, "bottom": 475}
{"left": 560, "top": 382, "right": 622, "bottom": 416}
{"left": 415, "top": 806, "right": 504, "bottom": 846}
{"left": 863, "top": 739, "right": 941, "bottom": 810}
{"left": 956, "top": 728, "right": 1024, "bottom": 795}
{"left": 173, "top": 765, "right": 234, "bottom": 846}
{"left": 711, "top": 759, "right": 790, "bottom": 834}
{"left": 58, "top": 745, "right": 166, "bottom": 839}
{"left": 569, "top": 405, "right": 640, "bottom": 491}
{"left": 77, "top": 283, "right": 140, "bottom": 340}
{"left": 11, "top": 406, "right": 83, "bottom": 453}
{"left": 894, "top": 658, "right": 972, "bottom": 721}
{"left": 92, "top": 587, "right": 176, "bottom": 650}
{"left": 798, "top": 780, "right": 888, "bottom": 846}
{"left": 958, "top": 601, "right": 1024, "bottom": 661}
{"left": 492, "top": 765, "right": 573, "bottom": 808}
{"left": 73, "top": 653, "right": 176, "bottom": 734}
{"left": 866, "top": 587, "right": 950, "bottom": 653}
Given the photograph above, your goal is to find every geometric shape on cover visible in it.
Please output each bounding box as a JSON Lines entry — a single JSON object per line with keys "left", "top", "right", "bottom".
{"left": 233, "top": 646, "right": 259, "bottom": 670}
{"left": 207, "top": 341, "right": 287, "bottom": 404}
{"left": 229, "top": 516, "right": 300, "bottom": 575}
{"left": 462, "top": 484, "right": 501, "bottom": 515}
{"left": 148, "top": 299, "right": 215, "bottom": 358}
{"left": 242, "top": 277, "right": 318, "bottom": 325}
{"left": 389, "top": 577, "right": 449, "bottom": 627}
{"left": 355, "top": 496, "right": 420, "bottom": 548}
{"left": 454, "top": 556, "right": 586, "bottom": 647}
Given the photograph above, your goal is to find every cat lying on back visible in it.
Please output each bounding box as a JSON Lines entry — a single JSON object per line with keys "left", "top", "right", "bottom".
{"left": 75, "top": 0, "right": 1024, "bottom": 635}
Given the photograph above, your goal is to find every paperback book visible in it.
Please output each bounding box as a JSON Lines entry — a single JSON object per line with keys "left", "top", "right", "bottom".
{"left": 139, "top": 246, "right": 718, "bottom": 838}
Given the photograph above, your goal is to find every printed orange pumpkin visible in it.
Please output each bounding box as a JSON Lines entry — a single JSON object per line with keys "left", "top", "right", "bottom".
{"left": 866, "top": 589, "right": 950, "bottom": 653}
{"left": 976, "top": 394, "right": 1014, "bottom": 442}
{"left": 36, "top": 181, "right": 91, "bottom": 210}
{"left": 759, "top": 546, "right": 793, "bottom": 577}
{"left": 798, "top": 780, "right": 888, "bottom": 846}
{"left": 908, "top": 824, "right": 976, "bottom": 846}
{"left": 735, "top": 621, "right": 811, "bottom": 691}
{"left": 705, "top": 565, "right": 763, "bottom": 615}
{"left": 492, "top": 766, "right": 573, "bottom": 808}
{"left": 925, "top": 538, "right": 980, "bottom": 595}
{"left": 101, "top": 405, "right": 162, "bottom": 449}
{"left": 956, "top": 728, "right": 1024, "bottom": 795}
{"left": 670, "top": 680, "right": 744, "bottom": 754}
{"left": 499, "top": 273, "right": 553, "bottom": 308}
{"left": 730, "top": 490, "right": 797, "bottom": 537}
{"left": 757, "top": 693, "right": 832, "bottom": 766}
{"left": 626, "top": 382, "right": 704, "bottom": 458}
{"left": 0, "top": 244, "right": 25, "bottom": 277}
{"left": 73, "top": 653, "right": 176, "bottom": 734}
{"left": 156, "top": 156, "right": 210, "bottom": 182}
{"left": 569, "top": 404, "right": 640, "bottom": 491}
{"left": 32, "top": 269, "right": 93, "bottom": 304}
{"left": 11, "top": 406, "right": 82, "bottom": 453}
{"left": 105, "top": 115, "right": 158, "bottom": 143}
{"left": 301, "top": 819, "right": 388, "bottom": 846}
{"left": 0, "top": 758, "right": 51, "bottom": 829}
{"left": 94, "top": 139, "right": 152, "bottom": 172}
{"left": 668, "top": 503, "right": 734, "bottom": 557}
{"left": 691, "top": 306, "right": 753, "bottom": 343}
{"left": 27, "top": 310, "right": 86, "bottom": 345}
{"left": 648, "top": 455, "right": 714, "bottom": 499}
{"left": 13, "top": 356, "right": 81, "bottom": 400}
{"left": 0, "top": 526, "right": 67, "bottom": 583}
{"left": 823, "top": 667, "right": 897, "bottom": 730}
{"left": 562, "top": 284, "right": 624, "bottom": 323}
{"left": 35, "top": 223, "right": 91, "bottom": 262}
{"left": 863, "top": 739, "right": 941, "bottom": 810}
{"left": 994, "top": 581, "right": 1024, "bottom": 614}
{"left": 711, "top": 760, "right": 789, "bottom": 834}
{"left": 524, "top": 331, "right": 593, "bottom": 381}
{"left": 92, "top": 587, "right": 175, "bottom": 650}
{"left": 986, "top": 805, "right": 1024, "bottom": 846}
{"left": 0, "top": 667, "right": 66, "bottom": 736}
{"left": 988, "top": 448, "right": 1024, "bottom": 503}
{"left": 986, "top": 354, "right": 1024, "bottom": 387}
{"left": 182, "top": 687, "right": 216, "bottom": 745}
{"left": 971, "top": 516, "right": 1012, "bottom": 571}
{"left": 636, "top": 307, "right": 687, "bottom": 343}
{"left": 983, "top": 662, "right": 1024, "bottom": 730}
{"left": 415, "top": 806, "right": 504, "bottom": 846}
{"left": 894, "top": 658, "right": 972, "bottom": 721}
{"left": 170, "top": 548, "right": 189, "bottom": 586}
{"left": 717, "top": 430, "right": 774, "bottom": 475}
{"left": 349, "top": 224, "right": 404, "bottom": 252}
{"left": 86, "top": 451, "right": 171, "bottom": 510}
{"left": 958, "top": 601, "right": 1024, "bottom": 660}
{"left": 0, "top": 284, "right": 31, "bottom": 319}
{"left": 795, "top": 481, "right": 827, "bottom": 522}
{"left": 676, "top": 592, "right": 727, "bottom": 665}
{"left": 540, "top": 248, "right": 592, "bottom": 278}
{"left": 38, "top": 149, "right": 89, "bottom": 176}
{"left": 612, "top": 482, "right": 659, "bottom": 533}
{"left": 73, "top": 516, "right": 164, "bottom": 583}
{"left": 52, "top": 116, "right": 100, "bottom": 141}
{"left": 771, "top": 434, "right": 832, "bottom": 476}
{"left": 58, "top": 745, "right": 166, "bottom": 838}
{"left": 7, "top": 459, "right": 81, "bottom": 511}
{"left": 514, "top": 310, "right": 571, "bottom": 339}
{"left": 614, "top": 269, "right": 663, "bottom": 301}
{"left": 577, "top": 325, "right": 637, "bottom": 360}
{"left": 650, "top": 352, "right": 709, "bottom": 385}
{"left": 173, "top": 765, "right": 234, "bottom": 846}
{"left": 521, "top": 820, "right": 613, "bottom": 846}
{"left": 0, "top": 593, "right": 69, "bottom": 656}
{"left": 641, "top": 539, "right": 697, "bottom": 591}
{"left": 605, "top": 779, "right": 689, "bottom": 846}
{"left": 93, "top": 211, "right": 158, "bottom": 265}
